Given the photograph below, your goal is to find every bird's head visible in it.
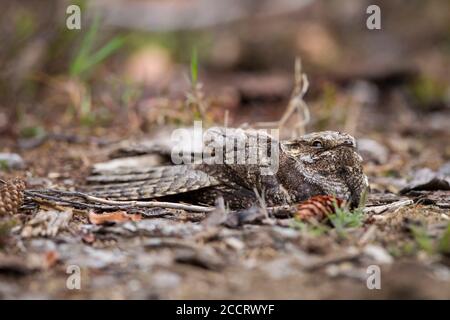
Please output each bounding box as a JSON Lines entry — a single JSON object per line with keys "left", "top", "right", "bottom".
{"left": 281, "top": 131, "right": 368, "bottom": 207}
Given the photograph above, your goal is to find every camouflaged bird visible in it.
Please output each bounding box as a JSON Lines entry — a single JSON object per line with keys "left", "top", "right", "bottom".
{"left": 86, "top": 128, "right": 368, "bottom": 209}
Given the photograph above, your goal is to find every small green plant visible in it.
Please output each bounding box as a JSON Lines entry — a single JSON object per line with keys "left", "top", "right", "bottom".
{"left": 402, "top": 242, "right": 417, "bottom": 256}
{"left": 190, "top": 47, "right": 199, "bottom": 87}
{"left": 77, "top": 89, "right": 97, "bottom": 127}
{"left": 409, "top": 225, "right": 434, "bottom": 254}
{"left": 438, "top": 222, "right": 450, "bottom": 255}
{"left": 409, "top": 76, "right": 447, "bottom": 109}
{"left": 20, "top": 125, "right": 46, "bottom": 139}
{"left": 292, "top": 198, "right": 364, "bottom": 238}
{"left": 185, "top": 47, "right": 207, "bottom": 120}
{"left": 70, "top": 15, "right": 125, "bottom": 79}
{"left": 0, "top": 160, "right": 9, "bottom": 171}
{"left": 386, "top": 223, "right": 450, "bottom": 258}
{"left": 292, "top": 220, "right": 329, "bottom": 237}
{"left": 328, "top": 205, "right": 364, "bottom": 238}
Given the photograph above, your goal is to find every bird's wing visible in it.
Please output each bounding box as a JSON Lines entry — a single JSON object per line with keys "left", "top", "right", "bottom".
{"left": 86, "top": 165, "right": 219, "bottom": 200}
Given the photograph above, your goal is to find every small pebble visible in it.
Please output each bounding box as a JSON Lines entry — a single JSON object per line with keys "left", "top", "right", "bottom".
{"left": 0, "top": 153, "right": 25, "bottom": 170}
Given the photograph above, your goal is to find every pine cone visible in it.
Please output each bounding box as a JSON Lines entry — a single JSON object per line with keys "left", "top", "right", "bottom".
{"left": 0, "top": 178, "right": 26, "bottom": 216}
{"left": 296, "top": 195, "right": 344, "bottom": 221}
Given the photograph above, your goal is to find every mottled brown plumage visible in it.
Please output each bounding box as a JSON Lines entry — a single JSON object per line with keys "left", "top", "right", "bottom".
{"left": 86, "top": 129, "right": 369, "bottom": 209}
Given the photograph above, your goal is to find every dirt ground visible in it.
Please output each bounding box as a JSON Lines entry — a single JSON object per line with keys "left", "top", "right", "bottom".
{"left": 1, "top": 114, "right": 449, "bottom": 299}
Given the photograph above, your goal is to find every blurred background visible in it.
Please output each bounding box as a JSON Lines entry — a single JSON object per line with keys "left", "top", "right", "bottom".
{"left": 0, "top": 0, "right": 449, "bottom": 163}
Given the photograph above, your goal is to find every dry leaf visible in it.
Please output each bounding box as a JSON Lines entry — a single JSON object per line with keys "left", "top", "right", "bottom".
{"left": 88, "top": 210, "right": 142, "bottom": 225}
{"left": 44, "top": 250, "right": 59, "bottom": 269}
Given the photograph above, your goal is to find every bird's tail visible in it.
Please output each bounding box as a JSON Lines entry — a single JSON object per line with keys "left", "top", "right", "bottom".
{"left": 85, "top": 165, "right": 218, "bottom": 200}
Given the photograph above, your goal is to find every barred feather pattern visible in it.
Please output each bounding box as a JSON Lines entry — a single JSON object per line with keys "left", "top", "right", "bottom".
{"left": 0, "top": 178, "right": 26, "bottom": 216}
{"left": 296, "top": 195, "right": 344, "bottom": 221}
{"left": 88, "top": 165, "right": 220, "bottom": 200}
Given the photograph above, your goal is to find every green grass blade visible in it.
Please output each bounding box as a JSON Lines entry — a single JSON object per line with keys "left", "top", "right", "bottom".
{"left": 190, "top": 47, "right": 198, "bottom": 85}
{"left": 438, "top": 223, "right": 450, "bottom": 254}
{"left": 77, "top": 36, "right": 125, "bottom": 76}
{"left": 70, "top": 14, "right": 100, "bottom": 77}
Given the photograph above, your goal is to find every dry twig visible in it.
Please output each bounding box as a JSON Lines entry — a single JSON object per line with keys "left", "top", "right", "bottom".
{"left": 363, "top": 199, "right": 413, "bottom": 215}
{"left": 254, "top": 57, "right": 310, "bottom": 137}
{"left": 25, "top": 189, "right": 215, "bottom": 213}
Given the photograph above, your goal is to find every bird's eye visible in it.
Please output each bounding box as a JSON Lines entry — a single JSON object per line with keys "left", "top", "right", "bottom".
{"left": 312, "top": 140, "right": 323, "bottom": 148}
{"left": 289, "top": 144, "right": 301, "bottom": 153}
